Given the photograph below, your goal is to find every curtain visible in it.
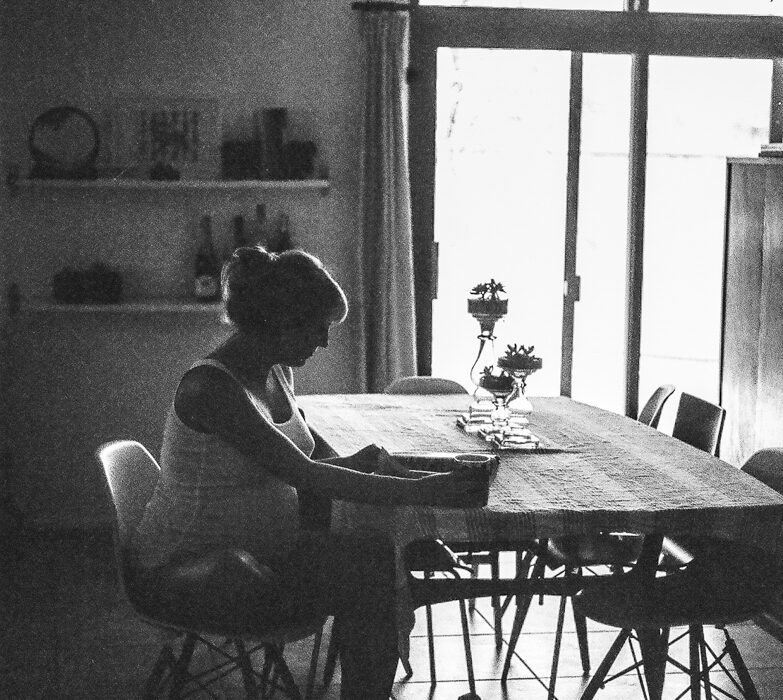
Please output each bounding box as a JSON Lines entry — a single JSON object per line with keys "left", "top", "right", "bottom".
{"left": 356, "top": 7, "right": 417, "bottom": 393}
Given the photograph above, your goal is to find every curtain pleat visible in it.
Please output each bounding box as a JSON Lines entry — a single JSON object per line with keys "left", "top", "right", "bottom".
{"left": 357, "top": 9, "right": 417, "bottom": 393}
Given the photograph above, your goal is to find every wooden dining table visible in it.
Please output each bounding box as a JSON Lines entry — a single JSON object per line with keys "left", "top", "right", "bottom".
{"left": 298, "top": 393, "right": 783, "bottom": 699}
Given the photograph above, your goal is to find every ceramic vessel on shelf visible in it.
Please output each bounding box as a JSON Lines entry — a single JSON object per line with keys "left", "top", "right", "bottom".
{"left": 497, "top": 344, "right": 542, "bottom": 427}
{"left": 464, "top": 280, "right": 508, "bottom": 429}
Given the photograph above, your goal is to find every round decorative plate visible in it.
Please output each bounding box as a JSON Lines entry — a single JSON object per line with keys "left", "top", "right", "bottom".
{"left": 28, "top": 105, "right": 100, "bottom": 179}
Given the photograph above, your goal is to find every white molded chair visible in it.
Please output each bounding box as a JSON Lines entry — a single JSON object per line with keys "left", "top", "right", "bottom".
{"left": 97, "top": 440, "right": 323, "bottom": 699}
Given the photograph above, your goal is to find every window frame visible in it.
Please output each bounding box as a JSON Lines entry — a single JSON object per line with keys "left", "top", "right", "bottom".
{"left": 409, "top": 4, "right": 783, "bottom": 415}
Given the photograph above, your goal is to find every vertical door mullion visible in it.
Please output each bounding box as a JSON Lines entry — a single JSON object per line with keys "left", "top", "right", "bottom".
{"left": 560, "top": 51, "right": 583, "bottom": 398}
{"left": 625, "top": 51, "right": 649, "bottom": 419}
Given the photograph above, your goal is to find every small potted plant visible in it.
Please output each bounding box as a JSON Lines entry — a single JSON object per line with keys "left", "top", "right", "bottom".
{"left": 468, "top": 279, "right": 508, "bottom": 319}
{"left": 478, "top": 365, "right": 514, "bottom": 393}
{"left": 497, "top": 344, "right": 543, "bottom": 372}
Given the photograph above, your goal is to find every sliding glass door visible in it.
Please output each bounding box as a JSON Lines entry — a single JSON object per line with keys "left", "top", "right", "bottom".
{"left": 410, "top": 5, "right": 782, "bottom": 415}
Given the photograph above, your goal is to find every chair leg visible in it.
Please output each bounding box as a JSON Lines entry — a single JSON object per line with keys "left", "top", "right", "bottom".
{"left": 501, "top": 549, "right": 546, "bottom": 683}
{"left": 573, "top": 602, "right": 591, "bottom": 676}
{"left": 323, "top": 621, "right": 339, "bottom": 685}
{"left": 305, "top": 626, "right": 323, "bottom": 700}
{"left": 143, "top": 644, "right": 176, "bottom": 700}
{"left": 501, "top": 589, "right": 534, "bottom": 682}
{"left": 458, "top": 597, "right": 478, "bottom": 699}
{"left": 168, "top": 634, "right": 197, "bottom": 699}
{"left": 580, "top": 629, "right": 630, "bottom": 700}
{"left": 547, "top": 594, "right": 568, "bottom": 700}
{"left": 699, "top": 634, "right": 713, "bottom": 700}
{"left": 234, "top": 639, "right": 260, "bottom": 700}
{"left": 722, "top": 628, "right": 760, "bottom": 700}
{"left": 468, "top": 556, "right": 478, "bottom": 613}
{"left": 491, "top": 549, "right": 503, "bottom": 651}
{"left": 426, "top": 603, "right": 437, "bottom": 684}
{"left": 266, "top": 643, "right": 304, "bottom": 700}
{"left": 689, "top": 625, "right": 702, "bottom": 700}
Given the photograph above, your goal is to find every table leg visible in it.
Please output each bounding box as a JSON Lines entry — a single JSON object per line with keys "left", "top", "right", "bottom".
{"left": 637, "top": 628, "right": 669, "bottom": 700}
{"left": 634, "top": 534, "right": 667, "bottom": 700}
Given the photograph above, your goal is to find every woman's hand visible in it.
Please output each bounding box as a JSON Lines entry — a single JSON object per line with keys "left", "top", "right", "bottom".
{"left": 320, "top": 444, "right": 388, "bottom": 473}
{"left": 414, "top": 470, "right": 488, "bottom": 508}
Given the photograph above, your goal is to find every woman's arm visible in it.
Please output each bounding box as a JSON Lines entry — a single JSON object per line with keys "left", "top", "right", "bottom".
{"left": 176, "top": 367, "right": 486, "bottom": 508}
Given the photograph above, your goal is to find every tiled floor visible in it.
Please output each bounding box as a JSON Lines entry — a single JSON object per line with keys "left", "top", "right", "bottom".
{"left": 4, "top": 530, "right": 783, "bottom": 699}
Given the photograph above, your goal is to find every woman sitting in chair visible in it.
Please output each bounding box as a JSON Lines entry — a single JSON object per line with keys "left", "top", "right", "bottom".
{"left": 133, "top": 245, "right": 485, "bottom": 700}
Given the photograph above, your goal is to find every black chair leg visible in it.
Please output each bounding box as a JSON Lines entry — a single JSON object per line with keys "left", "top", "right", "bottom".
{"left": 266, "top": 643, "right": 303, "bottom": 700}
{"left": 323, "top": 622, "right": 339, "bottom": 685}
{"left": 723, "top": 628, "right": 760, "bottom": 700}
{"left": 547, "top": 594, "right": 568, "bottom": 700}
{"left": 573, "top": 602, "right": 591, "bottom": 676}
{"left": 234, "top": 639, "right": 260, "bottom": 700}
{"left": 458, "top": 597, "right": 480, "bottom": 699}
{"left": 426, "top": 602, "right": 437, "bottom": 684}
{"left": 168, "top": 634, "right": 197, "bottom": 699}
{"left": 143, "top": 643, "right": 176, "bottom": 699}
{"left": 689, "top": 625, "right": 701, "bottom": 700}
{"left": 580, "top": 629, "right": 630, "bottom": 700}
{"left": 305, "top": 627, "right": 322, "bottom": 700}
{"left": 491, "top": 549, "right": 503, "bottom": 651}
{"left": 699, "top": 634, "right": 713, "bottom": 700}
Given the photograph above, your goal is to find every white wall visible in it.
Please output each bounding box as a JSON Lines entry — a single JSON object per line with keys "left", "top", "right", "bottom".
{"left": 0, "top": 0, "right": 367, "bottom": 527}
{"left": 1, "top": 0, "right": 365, "bottom": 393}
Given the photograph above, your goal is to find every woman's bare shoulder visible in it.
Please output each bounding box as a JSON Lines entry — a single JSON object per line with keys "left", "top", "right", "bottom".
{"left": 174, "top": 364, "right": 239, "bottom": 431}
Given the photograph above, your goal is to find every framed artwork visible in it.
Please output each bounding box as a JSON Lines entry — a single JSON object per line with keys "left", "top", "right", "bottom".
{"left": 111, "top": 97, "right": 221, "bottom": 180}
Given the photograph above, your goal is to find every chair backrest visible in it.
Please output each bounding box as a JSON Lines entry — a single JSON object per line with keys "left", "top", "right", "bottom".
{"left": 637, "top": 384, "right": 676, "bottom": 429}
{"left": 384, "top": 376, "right": 468, "bottom": 395}
{"left": 671, "top": 392, "right": 726, "bottom": 456}
{"left": 742, "top": 448, "right": 783, "bottom": 495}
{"left": 96, "top": 440, "right": 160, "bottom": 549}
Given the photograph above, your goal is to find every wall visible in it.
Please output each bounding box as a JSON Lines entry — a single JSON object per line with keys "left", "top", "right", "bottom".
{"left": 0, "top": 0, "right": 366, "bottom": 527}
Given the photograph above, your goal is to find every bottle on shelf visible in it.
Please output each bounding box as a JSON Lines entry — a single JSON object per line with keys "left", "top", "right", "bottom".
{"left": 254, "top": 203, "right": 267, "bottom": 247}
{"left": 232, "top": 214, "right": 248, "bottom": 251}
{"left": 193, "top": 215, "right": 221, "bottom": 302}
{"left": 267, "top": 213, "right": 293, "bottom": 253}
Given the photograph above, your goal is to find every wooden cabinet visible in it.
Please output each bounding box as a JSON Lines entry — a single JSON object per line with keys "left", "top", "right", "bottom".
{"left": 721, "top": 158, "right": 783, "bottom": 467}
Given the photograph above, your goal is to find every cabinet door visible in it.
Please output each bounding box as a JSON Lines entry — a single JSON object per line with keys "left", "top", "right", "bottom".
{"left": 755, "top": 166, "right": 783, "bottom": 458}
{"left": 721, "top": 162, "right": 765, "bottom": 466}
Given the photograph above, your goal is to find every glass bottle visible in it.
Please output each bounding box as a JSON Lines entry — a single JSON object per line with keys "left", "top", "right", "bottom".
{"left": 193, "top": 215, "right": 220, "bottom": 302}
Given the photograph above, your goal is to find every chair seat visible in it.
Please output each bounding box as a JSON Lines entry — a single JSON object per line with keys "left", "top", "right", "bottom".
{"left": 405, "top": 539, "right": 468, "bottom": 573}
{"left": 574, "top": 541, "right": 779, "bottom": 630}
{"left": 547, "top": 533, "right": 644, "bottom": 569}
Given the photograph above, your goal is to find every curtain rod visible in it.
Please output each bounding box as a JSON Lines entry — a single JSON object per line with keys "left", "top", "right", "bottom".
{"left": 351, "top": 2, "right": 414, "bottom": 12}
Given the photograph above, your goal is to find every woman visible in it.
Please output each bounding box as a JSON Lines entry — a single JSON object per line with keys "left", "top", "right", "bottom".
{"left": 134, "top": 245, "right": 485, "bottom": 699}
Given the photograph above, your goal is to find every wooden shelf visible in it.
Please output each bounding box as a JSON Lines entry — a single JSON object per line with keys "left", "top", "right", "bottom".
{"left": 10, "top": 177, "right": 330, "bottom": 194}
{"left": 18, "top": 300, "right": 224, "bottom": 314}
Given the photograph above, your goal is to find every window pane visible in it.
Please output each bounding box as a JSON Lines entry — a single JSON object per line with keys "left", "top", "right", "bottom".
{"left": 640, "top": 56, "right": 771, "bottom": 427}
{"left": 432, "top": 48, "right": 570, "bottom": 397}
{"left": 419, "top": 1, "right": 622, "bottom": 8}
{"left": 571, "top": 53, "right": 631, "bottom": 414}
{"left": 650, "top": 0, "right": 783, "bottom": 15}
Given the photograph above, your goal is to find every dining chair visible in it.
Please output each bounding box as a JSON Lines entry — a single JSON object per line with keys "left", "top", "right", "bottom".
{"left": 97, "top": 440, "right": 323, "bottom": 700}
{"left": 572, "top": 447, "right": 783, "bottom": 699}
{"left": 384, "top": 375, "right": 469, "bottom": 395}
{"left": 637, "top": 384, "right": 676, "bottom": 429}
{"left": 671, "top": 392, "right": 726, "bottom": 456}
{"left": 501, "top": 387, "right": 727, "bottom": 698}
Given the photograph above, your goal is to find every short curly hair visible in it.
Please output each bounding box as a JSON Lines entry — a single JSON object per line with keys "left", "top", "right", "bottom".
{"left": 222, "top": 246, "right": 348, "bottom": 335}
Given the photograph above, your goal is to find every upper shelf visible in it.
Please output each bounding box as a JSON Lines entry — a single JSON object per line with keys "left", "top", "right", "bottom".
{"left": 8, "top": 176, "right": 330, "bottom": 195}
